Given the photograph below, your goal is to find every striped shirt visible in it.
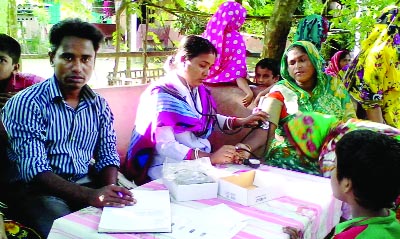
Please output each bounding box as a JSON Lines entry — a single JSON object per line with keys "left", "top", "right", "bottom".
{"left": 1, "top": 76, "right": 120, "bottom": 183}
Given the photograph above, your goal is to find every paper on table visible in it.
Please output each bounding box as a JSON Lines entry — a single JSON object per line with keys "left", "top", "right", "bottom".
{"left": 167, "top": 203, "right": 248, "bottom": 239}
{"left": 98, "top": 190, "right": 171, "bottom": 233}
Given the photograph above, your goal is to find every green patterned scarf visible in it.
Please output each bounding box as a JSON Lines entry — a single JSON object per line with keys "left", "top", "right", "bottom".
{"left": 284, "top": 112, "right": 339, "bottom": 159}
{"left": 280, "top": 40, "right": 326, "bottom": 85}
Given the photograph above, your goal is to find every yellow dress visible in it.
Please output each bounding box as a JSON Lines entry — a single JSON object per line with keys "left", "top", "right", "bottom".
{"left": 344, "top": 6, "right": 400, "bottom": 128}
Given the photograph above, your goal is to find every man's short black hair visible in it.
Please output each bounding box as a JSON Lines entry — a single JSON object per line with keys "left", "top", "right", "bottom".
{"left": 49, "top": 18, "right": 104, "bottom": 53}
{"left": 0, "top": 34, "right": 21, "bottom": 64}
{"left": 255, "top": 58, "right": 280, "bottom": 76}
{"left": 335, "top": 130, "right": 400, "bottom": 211}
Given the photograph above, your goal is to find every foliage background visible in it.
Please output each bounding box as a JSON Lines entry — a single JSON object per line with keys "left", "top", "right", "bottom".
{"left": 1, "top": 0, "right": 400, "bottom": 59}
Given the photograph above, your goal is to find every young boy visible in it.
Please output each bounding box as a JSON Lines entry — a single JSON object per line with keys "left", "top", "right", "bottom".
{"left": 0, "top": 34, "right": 43, "bottom": 239}
{"left": 331, "top": 130, "right": 400, "bottom": 238}
{"left": 0, "top": 34, "right": 43, "bottom": 108}
{"left": 283, "top": 130, "right": 400, "bottom": 239}
{"left": 253, "top": 58, "right": 280, "bottom": 105}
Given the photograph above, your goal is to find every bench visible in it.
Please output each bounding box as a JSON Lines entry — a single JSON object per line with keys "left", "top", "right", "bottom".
{"left": 94, "top": 84, "right": 267, "bottom": 166}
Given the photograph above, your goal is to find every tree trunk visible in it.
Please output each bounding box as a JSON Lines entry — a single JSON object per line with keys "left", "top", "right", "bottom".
{"left": 262, "top": 0, "right": 301, "bottom": 61}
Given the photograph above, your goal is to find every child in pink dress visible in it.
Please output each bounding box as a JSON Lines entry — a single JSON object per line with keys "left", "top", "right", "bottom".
{"left": 202, "top": 1, "right": 253, "bottom": 107}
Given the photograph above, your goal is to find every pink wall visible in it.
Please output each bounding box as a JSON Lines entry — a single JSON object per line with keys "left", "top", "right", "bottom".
{"left": 95, "top": 85, "right": 149, "bottom": 163}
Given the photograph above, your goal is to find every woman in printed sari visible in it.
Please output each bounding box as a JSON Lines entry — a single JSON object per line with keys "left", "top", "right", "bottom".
{"left": 123, "top": 35, "right": 268, "bottom": 185}
{"left": 325, "top": 50, "right": 351, "bottom": 78}
{"left": 284, "top": 111, "right": 400, "bottom": 222}
{"left": 244, "top": 41, "right": 355, "bottom": 176}
{"left": 202, "top": 1, "right": 254, "bottom": 107}
{"left": 343, "top": 5, "right": 400, "bottom": 128}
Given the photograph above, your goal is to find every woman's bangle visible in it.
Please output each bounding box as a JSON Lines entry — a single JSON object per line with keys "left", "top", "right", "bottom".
{"left": 226, "top": 118, "right": 232, "bottom": 130}
{"left": 243, "top": 144, "right": 252, "bottom": 151}
{"left": 231, "top": 117, "right": 237, "bottom": 129}
{"left": 194, "top": 148, "right": 200, "bottom": 159}
{"left": 226, "top": 117, "right": 237, "bottom": 130}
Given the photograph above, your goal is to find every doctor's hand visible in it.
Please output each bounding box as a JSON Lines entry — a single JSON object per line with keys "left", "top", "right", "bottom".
{"left": 210, "top": 145, "right": 240, "bottom": 164}
{"left": 235, "top": 143, "right": 252, "bottom": 160}
{"left": 234, "top": 110, "right": 269, "bottom": 128}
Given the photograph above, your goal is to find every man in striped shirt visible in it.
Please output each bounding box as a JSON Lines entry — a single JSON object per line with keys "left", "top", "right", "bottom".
{"left": 1, "top": 18, "right": 136, "bottom": 238}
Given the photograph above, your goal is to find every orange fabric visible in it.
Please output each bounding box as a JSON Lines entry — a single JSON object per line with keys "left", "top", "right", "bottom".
{"left": 267, "top": 91, "right": 289, "bottom": 119}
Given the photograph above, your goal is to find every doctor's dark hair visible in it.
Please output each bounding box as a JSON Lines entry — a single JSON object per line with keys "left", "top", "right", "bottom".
{"left": 178, "top": 35, "right": 217, "bottom": 60}
{"left": 335, "top": 130, "right": 400, "bottom": 211}
{"left": 165, "top": 35, "right": 217, "bottom": 71}
{"left": 49, "top": 18, "right": 104, "bottom": 53}
{"left": 0, "top": 34, "right": 21, "bottom": 64}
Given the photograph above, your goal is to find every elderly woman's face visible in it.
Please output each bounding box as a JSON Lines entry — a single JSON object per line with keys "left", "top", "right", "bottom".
{"left": 286, "top": 47, "right": 316, "bottom": 85}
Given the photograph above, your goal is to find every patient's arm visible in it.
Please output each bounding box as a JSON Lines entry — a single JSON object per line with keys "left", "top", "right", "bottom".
{"left": 240, "top": 123, "right": 276, "bottom": 159}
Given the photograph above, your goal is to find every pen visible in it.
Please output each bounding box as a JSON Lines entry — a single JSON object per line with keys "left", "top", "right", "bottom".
{"left": 117, "top": 192, "right": 124, "bottom": 198}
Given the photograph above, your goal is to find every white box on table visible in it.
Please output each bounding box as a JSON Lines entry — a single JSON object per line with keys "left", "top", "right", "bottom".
{"left": 162, "top": 157, "right": 219, "bottom": 202}
{"left": 163, "top": 178, "right": 218, "bottom": 201}
{"left": 218, "top": 170, "right": 285, "bottom": 206}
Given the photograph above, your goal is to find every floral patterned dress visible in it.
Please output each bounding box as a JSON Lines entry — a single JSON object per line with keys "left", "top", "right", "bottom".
{"left": 343, "top": 6, "right": 400, "bottom": 128}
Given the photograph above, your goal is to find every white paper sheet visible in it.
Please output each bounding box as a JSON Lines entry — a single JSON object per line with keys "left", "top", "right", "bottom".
{"left": 166, "top": 203, "right": 248, "bottom": 239}
{"left": 98, "top": 190, "right": 171, "bottom": 233}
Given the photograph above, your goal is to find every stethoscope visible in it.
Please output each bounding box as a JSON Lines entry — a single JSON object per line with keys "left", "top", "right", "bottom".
{"left": 184, "top": 79, "right": 243, "bottom": 135}
{"left": 183, "top": 79, "right": 263, "bottom": 167}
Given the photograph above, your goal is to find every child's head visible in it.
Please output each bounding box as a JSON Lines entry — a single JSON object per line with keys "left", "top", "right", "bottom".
{"left": 254, "top": 58, "right": 279, "bottom": 87}
{"left": 333, "top": 130, "right": 400, "bottom": 211}
{"left": 0, "top": 34, "right": 21, "bottom": 81}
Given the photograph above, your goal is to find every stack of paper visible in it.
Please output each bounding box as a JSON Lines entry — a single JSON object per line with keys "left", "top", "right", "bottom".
{"left": 167, "top": 204, "right": 248, "bottom": 239}
{"left": 98, "top": 190, "right": 171, "bottom": 233}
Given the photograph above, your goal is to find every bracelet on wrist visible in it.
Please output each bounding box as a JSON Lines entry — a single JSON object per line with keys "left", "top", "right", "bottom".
{"left": 231, "top": 117, "right": 237, "bottom": 129}
{"left": 194, "top": 148, "right": 200, "bottom": 159}
{"left": 226, "top": 117, "right": 233, "bottom": 130}
{"left": 243, "top": 144, "right": 252, "bottom": 151}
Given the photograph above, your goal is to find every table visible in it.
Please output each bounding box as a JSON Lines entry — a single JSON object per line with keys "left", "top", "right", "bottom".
{"left": 48, "top": 165, "right": 342, "bottom": 239}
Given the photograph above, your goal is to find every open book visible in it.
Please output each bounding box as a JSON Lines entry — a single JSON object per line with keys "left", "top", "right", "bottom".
{"left": 98, "top": 190, "right": 171, "bottom": 233}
